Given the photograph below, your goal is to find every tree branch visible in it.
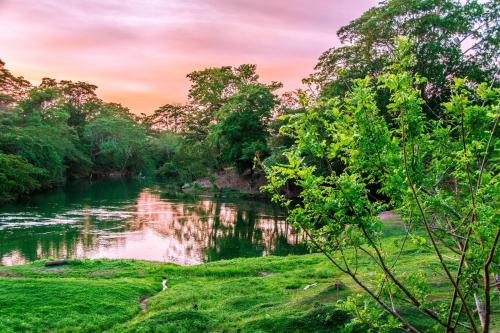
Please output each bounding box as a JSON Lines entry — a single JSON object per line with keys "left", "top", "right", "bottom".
{"left": 401, "top": 115, "right": 478, "bottom": 333}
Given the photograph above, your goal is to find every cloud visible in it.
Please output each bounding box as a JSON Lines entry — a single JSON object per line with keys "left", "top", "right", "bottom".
{"left": 0, "top": 0, "right": 377, "bottom": 114}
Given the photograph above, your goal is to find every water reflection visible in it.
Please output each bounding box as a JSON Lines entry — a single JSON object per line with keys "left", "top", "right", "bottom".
{"left": 0, "top": 181, "right": 306, "bottom": 265}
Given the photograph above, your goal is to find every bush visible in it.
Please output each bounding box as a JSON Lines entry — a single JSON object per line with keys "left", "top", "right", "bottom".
{"left": 0, "top": 153, "right": 47, "bottom": 203}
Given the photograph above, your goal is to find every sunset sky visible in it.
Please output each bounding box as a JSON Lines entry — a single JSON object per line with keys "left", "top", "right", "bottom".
{"left": 0, "top": 0, "right": 377, "bottom": 114}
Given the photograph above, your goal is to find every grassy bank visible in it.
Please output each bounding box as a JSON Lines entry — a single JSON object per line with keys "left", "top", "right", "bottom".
{"left": 0, "top": 256, "right": 354, "bottom": 333}
{"left": 0, "top": 219, "right": 498, "bottom": 332}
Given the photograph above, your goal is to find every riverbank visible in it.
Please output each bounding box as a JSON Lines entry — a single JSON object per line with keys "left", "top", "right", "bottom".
{"left": 180, "top": 168, "right": 268, "bottom": 195}
{"left": 0, "top": 255, "right": 352, "bottom": 333}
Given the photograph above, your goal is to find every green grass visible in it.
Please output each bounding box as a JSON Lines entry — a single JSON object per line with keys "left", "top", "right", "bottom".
{"left": 0, "top": 221, "right": 498, "bottom": 332}
{"left": 0, "top": 256, "right": 354, "bottom": 333}
{"left": 0, "top": 278, "right": 156, "bottom": 333}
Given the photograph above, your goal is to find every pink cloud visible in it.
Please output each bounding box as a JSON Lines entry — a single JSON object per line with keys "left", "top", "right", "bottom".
{"left": 0, "top": 0, "right": 378, "bottom": 114}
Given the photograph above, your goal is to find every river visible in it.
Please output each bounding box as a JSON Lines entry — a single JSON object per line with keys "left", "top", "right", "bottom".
{"left": 0, "top": 180, "right": 306, "bottom": 266}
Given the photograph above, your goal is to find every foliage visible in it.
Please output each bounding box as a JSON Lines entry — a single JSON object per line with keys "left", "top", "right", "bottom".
{"left": 141, "top": 104, "right": 193, "bottom": 134}
{"left": 156, "top": 137, "right": 213, "bottom": 184}
{"left": 38, "top": 78, "right": 101, "bottom": 132}
{"left": 187, "top": 64, "right": 260, "bottom": 111}
{"left": 209, "top": 83, "right": 279, "bottom": 171}
{"left": 143, "top": 64, "right": 282, "bottom": 174}
{"left": 0, "top": 154, "right": 46, "bottom": 203}
{"left": 0, "top": 59, "right": 31, "bottom": 111}
{"left": 0, "top": 86, "right": 91, "bottom": 184}
{"left": 0, "top": 68, "right": 153, "bottom": 202}
{"left": 185, "top": 64, "right": 281, "bottom": 139}
{"left": 83, "top": 104, "right": 153, "bottom": 176}
{"left": 307, "top": 0, "right": 499, "bottom": 116}
{"left": 263, "top": 38, "right": 499, "bottom": 332}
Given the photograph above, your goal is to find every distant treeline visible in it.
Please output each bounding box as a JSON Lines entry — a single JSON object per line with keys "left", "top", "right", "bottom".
{"left": 0, "top": 0, "right": 497, "bottom": 203}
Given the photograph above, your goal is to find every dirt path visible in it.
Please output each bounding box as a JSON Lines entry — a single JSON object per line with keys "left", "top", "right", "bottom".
{"left": 140, "top": 297, "right": 148, "bottom": 313}
{"left": 138, "top": 278, "right": 167, "bottom": 314}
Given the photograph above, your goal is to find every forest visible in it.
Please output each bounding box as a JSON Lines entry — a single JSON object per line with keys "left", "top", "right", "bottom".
{"left": 1, "top": 0, "right": 498, "bottom": 203}
{"left": 0, "top": 0, "right": 499, "bottom": 332}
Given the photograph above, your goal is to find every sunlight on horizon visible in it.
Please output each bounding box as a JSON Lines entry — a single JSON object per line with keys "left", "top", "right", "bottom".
{"left": 0, "top": 0, "right": 377, "bottom": 114}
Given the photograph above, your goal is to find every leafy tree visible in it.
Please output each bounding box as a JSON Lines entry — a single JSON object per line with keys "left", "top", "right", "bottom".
{"left": 307, "top": 0, "right": 499, "bottom": 116}
{"left": 0, "top": 59, "right": 31, "bottom": 111}
{"left": 147, "top": 131, "right": 183, "bottom": 168}
{"left": 263, "top": 91, "right": 308, "bottom": 172}
{"left": 83, "top": 103, "right": 153, "bottom": 176}
{"left": 0, "top": 153, "right": 47, "bottom": 203}
{"left": 264, "top": 39, "right": 499, "bottom": 332}
{"left": 187, "top": 64, "right": 260, "bottom": 111}
{"left": 186, "top": 64, "right": 281, "bottom": 138}
{"left": 210, "top": 84, "right": 278, "bottom": 172}
{"left": 39, "top": 78, "right": 101, "bottom": 133}
{"left": 0, "top": 60, "right": 159, "bottom": 202}
{"left": 156, "top": 139, "right": 213, "bottom": 184}
{"left": 0, "top": 86, "right": 91, "bottom": 183}
{"left": 141, "top": 104, "right": 193, "bottom": 134}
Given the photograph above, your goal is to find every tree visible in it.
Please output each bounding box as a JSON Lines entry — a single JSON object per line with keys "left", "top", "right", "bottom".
{"left": 0, "top": 154, "right": 47, "bottom": 203}
{"left": 0, "top": 86, "right": 91, "bottom": 183}
{"left": 141, "top": 104, "right": 193, "bottom": 134}
{"left": 264, "top": 39, "right": 499, "bottom": 332}
{"left": 187, "top": 64, "right": 260, "bottom": 111}
{"left": 186, "top": 64, "right": 281, "bottom": 138}
{"left": 83, "top": 103, "right": 153, "bottom": 176}
{"left": 307, "top": 0, "right": 499, "bottom": 116}
{"left": 0, "top": 59, "right": 158, "bottom": 201}
{"left": 210, "top": 84, "right": 279, "bottom": 171}
{"left": 155, "top": 136, "right": 214, "bottom": 184}
{"left": 0, "top": 59, "right": 32, "bottom": 112}
{"left": 38, "top": 78, "right": 101, "bottom": 132}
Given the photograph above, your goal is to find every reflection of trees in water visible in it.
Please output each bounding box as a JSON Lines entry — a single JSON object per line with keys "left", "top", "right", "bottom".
{"left": 206, "top": 209, "right": 265, "bottom": 261}
{"left": 136, "top": 191, "right": 305, "bottom": 263}
{"left": 0, "top": 183, "right": 306, "bottom": 265}
{"left": 0, "top": 226, "right": 85, "bottom": 265}
{"left": 0, "top": 214, "right": 129, "bottom": 265}
{"left": 0, "top": 180, "right": 146, "bottom": 265}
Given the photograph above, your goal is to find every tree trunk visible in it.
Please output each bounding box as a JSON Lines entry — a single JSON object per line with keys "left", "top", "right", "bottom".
{"left": 474, "top": 293, "right": 486, "bottom": 331}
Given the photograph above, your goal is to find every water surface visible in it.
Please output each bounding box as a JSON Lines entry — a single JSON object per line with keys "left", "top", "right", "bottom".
{"left": 0, "top": 180, "right": 306, "bottom": 265}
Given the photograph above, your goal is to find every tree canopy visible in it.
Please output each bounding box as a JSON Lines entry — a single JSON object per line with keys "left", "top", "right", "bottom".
{"left": 306, "top": 0, "right": 499, "bottom": 115}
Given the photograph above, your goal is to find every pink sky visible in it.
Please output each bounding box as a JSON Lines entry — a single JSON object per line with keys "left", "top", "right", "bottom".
{"left": 0, "top": 0, "right": 377, "bottom": 114}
